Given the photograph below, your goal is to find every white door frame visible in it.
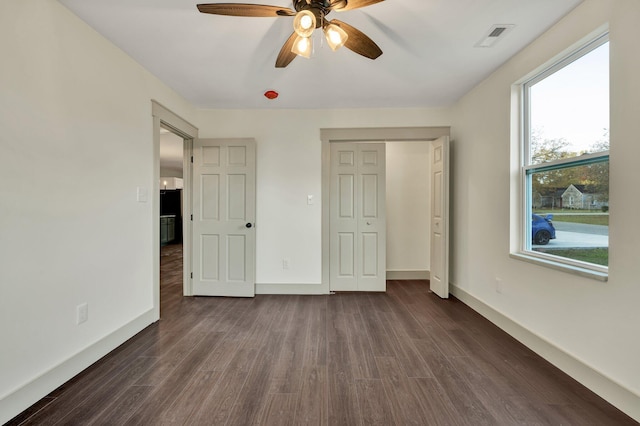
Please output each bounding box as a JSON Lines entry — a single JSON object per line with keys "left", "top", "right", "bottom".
{"left": 152, "top": 101, "right": 198, "bottom": 319}
{"left": 321, "top": 127, "right": 451, "bottom": 293}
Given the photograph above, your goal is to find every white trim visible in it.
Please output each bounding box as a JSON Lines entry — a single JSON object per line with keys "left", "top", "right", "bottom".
{"left": 516, "top": 33, "right": 610, "bottom": 277}
{"left": 151, "top": 100, "right": 197, "bottom": 137}
{"left": 523, "top": 31, "right": 609, "bottom": 90}
{"left": 255, "top": 271, "right": 432, "bottom": 293}
{"left": 182, "top": 139, "right": 193, "bottom": 296}
{"left": 151, "top": 101, "right": 199, "bottom": 300}
{"left": 255, "top": 283, "right": 328, "bottom": 295}
{"left": 321, "top": 127, "right": 451, "bottom": 293}
{"left": 513, "top": 23, "right": 610, "bottom": 87}
{"left": 386, "top": 270, "right": 430, "bottom": 280}
{"left": 450, "top": 285, "right": 640, "bottom": 423}
{"left": 152, "top": 116, "right": 162, "bottom": 318}
{"left": 510, "top": 252, "right": 607, "bottom": 282}
{"left": 0, "top": 310, "right": 156, "bottom": 425}
{"left": 320, "top": 127, "right": 451, "bottom": 143}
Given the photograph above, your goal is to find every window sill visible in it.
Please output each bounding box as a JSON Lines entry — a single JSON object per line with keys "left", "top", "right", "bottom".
{"left": 510, "top": 252, "right": 608, "bottom": 282}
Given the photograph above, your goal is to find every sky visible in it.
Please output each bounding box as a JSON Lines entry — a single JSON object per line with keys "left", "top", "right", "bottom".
{"left": 530, "top": 41, "right": 609, "bottom": 154}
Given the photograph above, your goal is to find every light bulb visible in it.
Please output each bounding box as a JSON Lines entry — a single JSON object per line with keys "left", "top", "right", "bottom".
{"left": 300, "top": 15, "right": 313, "bottom": 30}
{"left": 324, "top": 23, "right": 348, "bottom": 51}
{"left": 291, "top": 35, "right": 313, "bottom": 58}
{"left": 293, "top": 10, "right": 316, "bottom": 38}
{"left": 327, "top": 29, "right": 341, "bottom": 44}
{"left": 296, "top": 37, "right": 311, "bottom": 55}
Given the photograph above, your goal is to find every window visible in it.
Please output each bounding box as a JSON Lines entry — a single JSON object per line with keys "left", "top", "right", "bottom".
{"left": 519, "top": 33, "right": 609, "bottom": 278}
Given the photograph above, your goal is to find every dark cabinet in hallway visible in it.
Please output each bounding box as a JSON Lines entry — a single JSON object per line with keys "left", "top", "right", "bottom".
{"left": 160, "top": 189, "right": 182, "bottom": 244}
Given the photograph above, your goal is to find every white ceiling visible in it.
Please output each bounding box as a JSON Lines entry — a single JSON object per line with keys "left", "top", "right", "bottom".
{"left": 58, "top": 0, "right": 582, "bottom": 109}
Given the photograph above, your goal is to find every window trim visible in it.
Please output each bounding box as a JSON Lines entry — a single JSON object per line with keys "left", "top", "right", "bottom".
{"left": 513, "top": 32, "right": 609, "bottom": 281}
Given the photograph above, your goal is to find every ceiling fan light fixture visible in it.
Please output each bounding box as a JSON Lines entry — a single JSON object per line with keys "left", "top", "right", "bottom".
{"left": 324, "top": 23, "right": 348, "bottom": 51}
{"left": 291, "top": 35, "right": 313, "bottom": 58}
{"left": 293, "top": 10, "right": 316, "bottom": 37}
{"left": 196, "top": 1, "right": 385, "bottom": 68}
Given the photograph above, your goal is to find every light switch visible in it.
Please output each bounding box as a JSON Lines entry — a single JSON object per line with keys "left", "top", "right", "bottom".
{"left": 137, "top": 187, "right": 148, "bottom": 203}
{"left": 307, "top": 195, "right": 314, "bottom": 205}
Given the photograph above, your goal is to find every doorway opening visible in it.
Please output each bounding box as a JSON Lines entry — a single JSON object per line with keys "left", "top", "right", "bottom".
{"left": 152, "top": 101, "right": 198, "bottom": 319}
{"left": 160, "top": 126, "right": 186, "bottom": 306}
{"left": 320, "top": 127, "right": 450, "bottom": 296}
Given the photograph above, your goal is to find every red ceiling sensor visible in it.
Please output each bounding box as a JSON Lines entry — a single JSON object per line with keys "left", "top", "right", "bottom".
{"left": 264, "top": 90, "right": 279, "bottom": 100}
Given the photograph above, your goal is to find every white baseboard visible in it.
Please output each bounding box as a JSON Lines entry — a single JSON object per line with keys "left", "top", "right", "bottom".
{"left": 9, "top": 287, "right": 635, "bottom": 423}
{"left": 255, "top": 273, "right": 431, "bottom": 294}
{"left": 450, "top": 284, "right": 640, "bottom": 423}
{"left": 255, "top": 283, "right": 329, "bottom": 295}
{"left": 0, "top": 310, "right": 157, "bottom": 425}
{"left": 255, "top": 272, "right": 431, "bottom": 295}
{"left": 386, "top": 270, "right": 430, "bottom": 280}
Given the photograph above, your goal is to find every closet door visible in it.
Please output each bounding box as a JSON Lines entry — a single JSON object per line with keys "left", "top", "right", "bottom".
{"left": 330, "top": 143, "right": 386, "bottom": 292}
{"left": 430, "top": 136, "right": 449, "bottom": 298}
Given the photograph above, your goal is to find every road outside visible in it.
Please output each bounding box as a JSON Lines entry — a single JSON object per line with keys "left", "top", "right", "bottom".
{"left": 533, "top": 221, "right": 608, "bottom": 248}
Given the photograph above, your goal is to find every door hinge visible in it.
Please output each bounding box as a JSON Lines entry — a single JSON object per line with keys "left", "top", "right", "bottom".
{"left": 191, "top": 156, "right": 194, "bottom": 163}
{"left": 190, "top": 272, "right": 193, "bottom": 279}
{"left": 191, "top": 214, "right": 193, "bottom": 221}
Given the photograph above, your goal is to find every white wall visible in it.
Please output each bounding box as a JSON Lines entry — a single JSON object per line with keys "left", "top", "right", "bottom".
{"left": 6, "top": 0, "right": 638, "bottom": 422}
{"left": 0, "top": 1, "right": 197, "bottom": 422}
{"left": 160, "top": 169, "right": 183, "bottom": 179}
{"left": 0, "top": 3, "right": 452, "bottom": 415}
{"left": 196, "top": 109, "right": 451, "bottom": 286}
{"left": 160, "top": 131, "right": 184, "bottom": 178}
{"left": 386, "top": 142, "right": 430, "bottom": 273}
{"left": 450, "top": 0, "right": 640, "bottom": 420}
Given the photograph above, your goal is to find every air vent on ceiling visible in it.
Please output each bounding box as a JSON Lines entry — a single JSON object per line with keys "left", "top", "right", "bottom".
{"left": 475, "top": 24, "right": 515, "bottom": 48}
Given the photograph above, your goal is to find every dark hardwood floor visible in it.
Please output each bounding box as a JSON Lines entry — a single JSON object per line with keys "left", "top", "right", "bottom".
{"left": 7, "top": 244, "right": 637, "bottom": 425}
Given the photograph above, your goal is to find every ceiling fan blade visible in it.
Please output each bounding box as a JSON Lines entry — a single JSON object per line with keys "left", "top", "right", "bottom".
{"left": 332, "top": 0, "right": 384, "bottom": 12}
{"left": 275, "top": 32, "right": 298, "bottom": 68}
{"left": 197, "top": 3, "right": 295, "bottom": 17}
{"left": 330, "top": 19, "right": 382, "bottom": 60}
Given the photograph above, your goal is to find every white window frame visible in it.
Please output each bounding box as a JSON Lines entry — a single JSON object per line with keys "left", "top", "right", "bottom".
{"left": 511, "top": 32, "right": 609, "bottom": 282}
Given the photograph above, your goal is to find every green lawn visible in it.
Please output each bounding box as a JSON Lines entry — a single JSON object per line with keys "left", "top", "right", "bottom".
{"left": 534, "top": 247, "right": 608, "bottom": 266}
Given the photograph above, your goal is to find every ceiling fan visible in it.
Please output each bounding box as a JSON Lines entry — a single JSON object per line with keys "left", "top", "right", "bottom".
{"left": 197, "top": 0, "right": 384, "bottom": 67}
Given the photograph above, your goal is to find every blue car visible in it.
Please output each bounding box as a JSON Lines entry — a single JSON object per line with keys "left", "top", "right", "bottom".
{"left": 532, "top": 214, "right": 556, "bottom": 245}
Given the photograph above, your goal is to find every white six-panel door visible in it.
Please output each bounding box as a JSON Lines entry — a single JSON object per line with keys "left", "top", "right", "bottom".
{"left": 330, "top": 143, "right": 386, "bottom": 292}
{"left": 430, "top": 136, "right": 449, "bottom": 298}
{"left": 192, "top": 138, "right": 256, "bottom": 297}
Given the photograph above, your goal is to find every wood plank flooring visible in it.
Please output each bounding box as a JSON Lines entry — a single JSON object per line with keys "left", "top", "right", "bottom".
{"left": 7, "top": 244, "right": 637, "bottom": 425}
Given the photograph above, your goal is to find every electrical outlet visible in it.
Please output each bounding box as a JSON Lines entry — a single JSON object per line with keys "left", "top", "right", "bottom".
{"left": 495, "top": 277, "right": 503, "bottom": 294}
{"left": 283, "top": 258, "right": 290, "bottom": 270}
{"left": 77, "top": 303, "right": 88, "bottom": 325}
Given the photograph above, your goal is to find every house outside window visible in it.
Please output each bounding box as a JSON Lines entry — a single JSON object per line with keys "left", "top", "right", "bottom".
{"left": 518, "top": 32, "right": 609, "bottom": 279}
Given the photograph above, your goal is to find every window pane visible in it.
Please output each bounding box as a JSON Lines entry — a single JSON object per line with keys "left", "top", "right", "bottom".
{"left": 529, "top": 42, "right": 609, "bottom": 164}
{"left": 528, "top": 161, "right": 609, "bottom": 266}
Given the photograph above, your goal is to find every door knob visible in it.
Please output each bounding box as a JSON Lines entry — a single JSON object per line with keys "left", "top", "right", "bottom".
{"left": 245, "top": 223, "right": 253, "bottom": 228}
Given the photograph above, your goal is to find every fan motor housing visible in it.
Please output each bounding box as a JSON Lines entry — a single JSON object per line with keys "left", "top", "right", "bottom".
{"left": 293, "top": 0, "right": 331, "bottom": 27}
